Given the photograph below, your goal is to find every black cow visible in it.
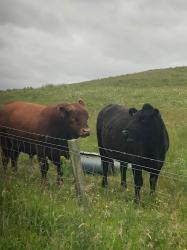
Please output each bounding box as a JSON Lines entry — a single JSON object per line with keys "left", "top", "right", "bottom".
{"left": 97, "top": 103, "right": 169, "bottom": 201}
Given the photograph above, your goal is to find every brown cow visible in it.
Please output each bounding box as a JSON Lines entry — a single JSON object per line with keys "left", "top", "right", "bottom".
{"left": 0, "top": 100, "right": 90, "bottom": 184}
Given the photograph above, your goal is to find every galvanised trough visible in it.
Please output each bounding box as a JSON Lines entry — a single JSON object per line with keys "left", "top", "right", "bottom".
{"left": 80, "top": 151, "right": 120, "bottom": 175}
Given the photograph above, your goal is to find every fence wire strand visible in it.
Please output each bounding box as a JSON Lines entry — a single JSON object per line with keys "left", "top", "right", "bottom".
{"left": 0, "top": 125, "right": 68, "bottom": 143}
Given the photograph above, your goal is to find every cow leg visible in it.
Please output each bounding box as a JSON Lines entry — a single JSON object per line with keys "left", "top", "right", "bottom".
{"left": 109, "top": 161, "right": 115, "bottom": 175}
{"left": 132, "top": 165, "right": 143, "bottom": 202}
{"left": 150, "top": 171, "right": 160, "bottom": 195}
{"left": 1, "top": 149, "right": 10, "bottom": 173}
{"left": 56, "top": 161, "right": 63, "bottom": 186}
{"left": 52, "top": 156, "right": 63, "bottom": 185}
{"left": 99, "top": 145, "right": 110, "bottom": 187}
{"left": 29, "top": 154, "right": 34, "bottom": 164}
{"left": 102, "top": 159, "right": 109, "bottom": 187}
{"left": 56, "top": 162, "right": 63, "bottom": 186}
{"left": 10, "top": 151, "right": 19, "bottom": 173}
{"left": 38, "top": 156, "right": 49, "bottom": 183}
{"left": 120, "top": 162, "right": 127, "bottom": 188}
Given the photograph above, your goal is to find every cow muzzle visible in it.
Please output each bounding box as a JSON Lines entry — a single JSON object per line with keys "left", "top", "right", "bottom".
{"left": 122, "top": 130, "right": 134, "bottom": 143}
{"left": 80, "top": 128, "right": 90, "bottom": 137}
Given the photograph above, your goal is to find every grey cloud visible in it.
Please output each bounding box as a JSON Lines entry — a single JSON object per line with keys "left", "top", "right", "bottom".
{"left": 0, "top": 0, "right": 69, "bottom": 35}
{"left": 0, "top": 0, "right": 187, "bottom": 90}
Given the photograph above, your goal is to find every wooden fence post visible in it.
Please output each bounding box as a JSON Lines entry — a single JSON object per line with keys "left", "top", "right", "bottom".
{"left": 68, "top": 139, "right": 87, "bottom": 205}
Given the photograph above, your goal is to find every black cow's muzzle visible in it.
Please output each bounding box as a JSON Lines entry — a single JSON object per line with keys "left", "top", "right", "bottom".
{"left": 122, "top": 130, "right": 134, "bottom": 142}
{"left": 80, "top": 128, "right": 90, "bottom": 138}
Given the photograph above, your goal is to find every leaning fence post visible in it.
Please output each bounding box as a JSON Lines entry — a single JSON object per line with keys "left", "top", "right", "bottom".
{"left": 68, "top": 139, "right": 87, "bottom": 205}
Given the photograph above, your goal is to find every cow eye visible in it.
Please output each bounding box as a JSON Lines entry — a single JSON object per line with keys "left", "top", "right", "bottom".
{"left": 72, "top": 117, "right": 79, "bottom": 123}
{"left": 71, "top": 117, "right": 76, "bottom": 122}
{"left": 140, "top": 116, "right": 145, "bottom": 122}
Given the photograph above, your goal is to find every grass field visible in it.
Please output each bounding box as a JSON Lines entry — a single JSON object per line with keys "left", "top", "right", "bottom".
{"left": 0, "top": 67, "right": 187, "bottom": 249}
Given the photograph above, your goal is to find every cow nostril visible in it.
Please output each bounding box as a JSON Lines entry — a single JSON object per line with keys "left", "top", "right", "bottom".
{"left": 81, "top": 128, "right": 90, "bottom": 136}
{"left": 122, "top": 130, "right": 134, "bottom": 142}
{"left": 85, "top": 128, "right": 90, "bottom": 132}
{"left": 86, "top": 130, "right": 90, "bottom": 135}
{"left": 122, "top": 130, "right": 128, "bottom": 137}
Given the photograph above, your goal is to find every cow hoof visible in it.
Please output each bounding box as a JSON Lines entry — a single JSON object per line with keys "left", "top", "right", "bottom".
{"left": 41, "top": 179, "right": 49, "bottom": 187}
{"left": 3, "top": 170, "right": 7, "bottom": 176}
{"left": 121, "top": 182, "right": 127, "bottom": 189}
{"left": 102, "top": 180, "right": 108, "bottom": 188}
{"left": 12, "top": 169, "right": 18, "bottom": 175}
{"left": 150, "top": 190, "right": 156, "bottom": 196}
{"left": 57, "top": 178, "right": 63, "bottom": 186}
{"left": 134, "top": 196, "right": 140, "bottom": 204}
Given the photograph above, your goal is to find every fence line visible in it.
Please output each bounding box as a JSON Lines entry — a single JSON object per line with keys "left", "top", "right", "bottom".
{"left": 95, "top": 145, "right": 186, "bottom": 169}
{"left": 1, "top": 146, "right": 187, "bottom": 185}
{"left": 1, "top": 131, "right": 186, "bottom": 180}
{"left": 0, "top": 132, "right": 69, "bottom": 153}
{"left": 0, "top": 124, "right": 68, "bottom": 142}
{"left": 86, "top": 157, "right": 187, "bottom": 184}
{"left": 0, "top": 131, "right": 69, "bottom": 151}
{"left": 0, "top": 146, "right": 70, "bottom": 168}
{"left": 1, "top": 134, "right": 187, "bottom": 184}
{"left": 0, "top": 125, "right": 186, "bottom": 207}
{"left": 0, "top": 128, "right": 184, "bottom": 177}
{"left": 0, "top": 124, "right": 180, "bottom": 166}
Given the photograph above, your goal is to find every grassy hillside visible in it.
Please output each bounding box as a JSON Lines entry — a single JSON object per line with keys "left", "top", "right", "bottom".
{"left": 0, "top": 67, "right": 187, "bottom": 249}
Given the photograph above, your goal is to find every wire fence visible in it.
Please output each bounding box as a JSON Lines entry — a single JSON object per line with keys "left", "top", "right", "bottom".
{"left": 0, "top": 126, "right": 186, "bottom": 179}
{"left": 0, "top": 125, "right": 185, "bottom": 166}
{"left": 0, "top": 130, "right": 186, "bottom": 183}
{"left": 0, "top": 125, "right": 177, "bottom": 165}
{"left": 0, "top": 125, "right": 187, "bottom": 204}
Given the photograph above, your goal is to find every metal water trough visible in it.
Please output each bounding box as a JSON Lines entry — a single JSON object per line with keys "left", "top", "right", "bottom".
{"left": 80, "top": 151, "right": 120, "bottom": 176}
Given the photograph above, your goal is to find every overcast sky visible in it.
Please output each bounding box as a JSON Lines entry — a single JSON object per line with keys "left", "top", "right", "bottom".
{"left": 0, "top": 0, "right": 187, "bottom": 90}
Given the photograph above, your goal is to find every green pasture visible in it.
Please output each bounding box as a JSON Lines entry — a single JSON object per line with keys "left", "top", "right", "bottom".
{"left": 0, "top": 67, "right": 187, "bottom": 249}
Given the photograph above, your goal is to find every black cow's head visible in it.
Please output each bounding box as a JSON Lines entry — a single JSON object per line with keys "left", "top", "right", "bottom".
{"left": 122, "top": 104, "right": 161, "bottom": 144}
{"left": 57, "top": 100, "right": 90, "bottom": 139}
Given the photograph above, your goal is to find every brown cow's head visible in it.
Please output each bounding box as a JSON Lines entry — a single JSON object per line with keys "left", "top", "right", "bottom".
{"left": 56, "top": 100, "right": 90, "bottom": 139}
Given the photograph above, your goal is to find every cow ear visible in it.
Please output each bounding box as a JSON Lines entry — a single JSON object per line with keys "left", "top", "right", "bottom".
{"left": 153, "top": 108, "right": 159, "bottom": 116}
{"left": 78, "top": 99, "right": 85, "bottom": 106}
{"left": 129, "top": 108, "right": 137, "bottom": 116}
{"left": 57, "top": 106, "right": 71, "bottom": 117}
